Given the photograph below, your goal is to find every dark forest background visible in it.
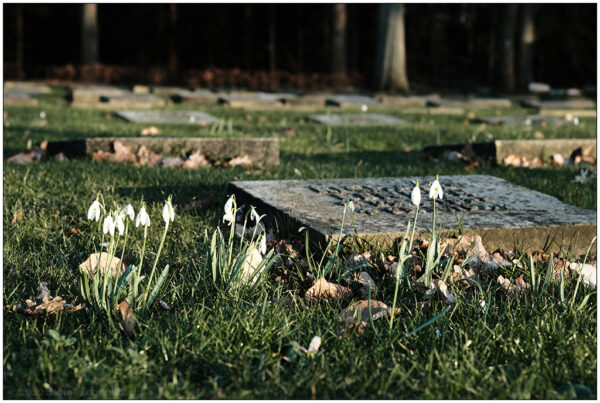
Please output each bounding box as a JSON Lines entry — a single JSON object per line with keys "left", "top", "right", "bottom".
{"left": 3, "top": 3, "right": 597, "bottom": 92}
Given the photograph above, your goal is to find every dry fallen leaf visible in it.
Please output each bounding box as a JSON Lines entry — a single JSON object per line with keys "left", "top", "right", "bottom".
{"left": 7, "top": 151, "right": 36, "bottom": 165}
{"left": 5, "top": 282, "right": 85, "bottom": 316}
{"left": 118, "top": 300, "right": 138, "bottom": 336}
{"left": 11, "top": 210, "right": 24, "bottom": 224}
{"left": 161, "top": 156, "right": 185, "bottom": 168}
{"left": 446, "top": 235, "right": 488, "bottom": 261}
{"left": 233, "top": 246, "right": 264, "bottom": 286}
{"left": 227, "top": 154, "right": 253, "bottom": 168}
{"left": 432, "top": 279, "right": 457, "bottom": 304}
{"left": 479, "top": 252, "right": 512, "bottom": 270}
{"left": 338, "top": 300, "right": 400, "bottom": 333}
{"left": 305, "top": 278, "right": 352, "bottom": 301}
{"left": 140, "top": 126, "right": 161, "bottom": 136}
{"left": 78, "top": 252, "right": 127, "bottom": 277}
{"left": 551, "top": 153, "right": 565, "bottom": 166}
{"left": 112, "top": 141, "right": 138, "bottom": 164}
{"left": 136, "top": 145, "right": 162, "bottom": 167}
{"left": 503, "top": 154, "right": 522, "bottom": 167}
{"left": 533, "top": 131, "right": 545, "bottom": 139}
{"left": 497, "top": 275, "right": 530, "bottom": 297}
{"left": 358, "top": 272, "right": 377, "bottom": 296}
{"left": 182, "top": 150, "right": 210, "bottom": 169}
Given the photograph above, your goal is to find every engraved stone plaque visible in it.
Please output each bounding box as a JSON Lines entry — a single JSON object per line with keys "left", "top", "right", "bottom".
{"left": 116, "top": 110, "right": 220, "bottom": 125}
{"left": 310, "top": 113, "right": 407, "bottom": 126}
{"left": 228, "top": 175, "right": 596, "bottom": 253}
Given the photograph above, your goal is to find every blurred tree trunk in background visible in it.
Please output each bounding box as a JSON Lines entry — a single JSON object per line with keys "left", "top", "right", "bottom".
{"left": 296, "top": 5, "right": 304, "bottom": 72}
{"left": 332, "top": 3, "right": 347, "bottom": 75}
{"left": 169, "top": 4, "right": 178, "bottom": 73}
{"left": 15, "top": 4, "right": 24, "bottom": 78}
{"left": 497, "top": 4, "right": 518, "bottom": 92}
{"left": 376, "top": 4, "right": 409, "bottom": 92}
{"left": 81, "top": 4, "right": 99, "bottom": 64}
{"left": 268, "top": 5, "right": 276, "bottom": 72}
{"left": 518, "top": 4, "right": 535, "bottom": 92}
{"left": 244, "top": 5, "right": 253, "bottom": 70}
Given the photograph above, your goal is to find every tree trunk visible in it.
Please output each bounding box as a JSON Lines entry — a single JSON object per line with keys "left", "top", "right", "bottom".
{"left": 376, "top": 4, "right": 409, "bottom": 92}
{"left": 518, "top": 4, "right": 535, "bottom": 92}
{"left": 331, "top": 3, "right": 347, "bottom": 74}
{"left": 168, "top": 4, "right": 178, "bottom": 73}
{"left": 15, "top": 4, "right": 24, "bottom": 79}
{"left": 244, "top": 5, "right": 253, "bottom": 70}
{"left": 268, "top": 5, "right": 276, "bottom": 73}
{"left": 81, "top": 4, "right": 99, "bottom": 64}
{"left": 497, "top": 4, "right": 518, "bottom": 92}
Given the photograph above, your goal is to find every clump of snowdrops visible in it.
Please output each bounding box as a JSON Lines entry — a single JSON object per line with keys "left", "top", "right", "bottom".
{"left": 79, "top": 194, "right": 174, "bottom": 326}
{"left": 206, "top": 195, "right": 277, "bottom": 295}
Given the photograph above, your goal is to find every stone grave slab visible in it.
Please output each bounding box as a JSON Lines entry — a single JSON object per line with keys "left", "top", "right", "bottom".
{"left": 325, "top": 95, "right": 382, "bottom": 107}
{"left": 171, "top": 89, "right": 219, "bottom": 105}
{"left": 424, "top": 139, "right": 596, "bottom": 164}
{"left": 70, "top": 85, "right": 128, "bottom": 103}
{"left": 4, "top": 81, "right": 52, "bottom": 95}
{"left": 309, "top": 113, "right": 407, "bottom": 126}
{"left": 46, "top": 137, "right": 279, "bottom": 166}
{"left": 218, "top": 92, "right": 298, "bottom": 107}
{"left": 376, "top": 94, "right": 440, "bottom": 107}
{"left": 398, "top": 107, "right": 465, "bottom": 115}
{"left": 228, "top": 175, "right": 596, "bottom": 254}
{"left": 539, "top": 109, "right": 597, "bottom": 118}
{"left": 475, "top": 115, "right": 568, "bottom": 127}
{"left": 428, "top": 97, "right": 512, "bottom": 108}
{"left": 97, "top": 94, "right": 164, "bottom": 109}
{"left": 520, "top": 99, "right": 596, "bottom": 110}
{"left": 116, "top": 110, "right": 220, "bottom": 125}
{"left": 286, "top": 92, "right": 334, "bottom": 105}
{"left": 4, "top": 89, "right": 38, "bottom": 106}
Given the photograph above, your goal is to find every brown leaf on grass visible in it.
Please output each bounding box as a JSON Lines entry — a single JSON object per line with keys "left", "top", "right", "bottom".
{"left": 533, "top": 131, "right": 545, "bottom": 139}
{"left": 503, "top": 154, "right": 522, "bottom": 167}
{"left": 92, "top": 150, "right": 113, "bottom": 161}
{"left": 140, "top": 126, "right": 161, "bottom": 136}
{"left": 432, "top": 279, "right": 457, "bottom": 304}
{"left": 227, "top": 154, "right": 253, "bottom": 167}
{"left": 479, "top": 252, "right": 512, "bottom": 270}
{"left": 136, "top": 145, "right": 162, "bottom": 167}
{"left": 78, "top": 252, "right": 127, "bottom": 277}
{"left": 357, "top": 272, "right": 377, "bottom": 296}
{"left": 112, "top": 141, "right": 138, "bottom": 163}
{"left": 182, "top": 150, "right": 210, "bottom": 169}
{"left": 183, "top": 193, "right": 217, "bottom": 213}
{"left": 118, "top": 300, "right": 138, "bottom": 336}
{"left": 497, "top": 275, "right": 530, "bottom": 297}
{"left": 446, "top": 235, "right": 488, "bottom": 260}
{"left": 305, "top": 278, "right": 352, "bottom": 301}
{"left": 551, "top": 153, "right": 565, "bottom": 166}
{"left": 11, "top": 210, "right": 24, "bottom": 224}
{"left": 450, "top": 265, "right": 478, "bottom": 283}
{"left": 338, "top": 300, "right": 400, "bottom": 333}
{"left": 7, "top": 151, "right": 36, "bottom": 165}
{"left": 5, "top": 282, "right": 85, "bottom": 316}
{"left": 161, "top": 156, "right": 185, "bottom": 168}
{"left": 65, "top": 227, "right": 81, "bottom": 236}
{"left": 237, "top": 246, "right": 264, "bottom": 286}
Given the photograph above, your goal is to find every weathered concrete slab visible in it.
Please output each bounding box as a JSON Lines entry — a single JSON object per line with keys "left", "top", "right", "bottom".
{"left": 428, "top": 97, "right": 513, "bottom": 108}
{"left": 4, "top": 89, "right": 38, "bottom": 106}
{"left": 376, "top": 94, "right": 440, "bottom": 107}
{"left": 520, "top": 99, "right": 596, "bottom": 110}
{"left": 398, "top": 107, "right": 465, "bottom": 115}
{"left": 171, "top": 89, "right": 219, "bottom": 105}
{"left": 310, "top": 113, "right": 407, "bottom": 126}
{"left": 46, "top": 137, "right": 279, "bottom": 165}
{"left": 475, "top": 115, "right": 568, "bottom": 127}
{"left": 98, "top": 94, "right": 164, "bottom": 109}
{"left": 229, "top": 176, "right": 596, "bottom": 254}
{"left": 325, "top": 95, "right": 382, "bottom": 107}
{"left": 218, "top": 92, "right": 298, "bottom": 107}
{"left": 425, "top": 139, "right": 596, "bottom": 163}
{"left": 4, "top": 81, "right": 52, "bottom": 94}
{"left": 539, "top": 109, "right": 597, "bottom": 118}
{"left": 70, "top": 85, "right": 128, "bottom": 103}
{"left": 286, "top": 92, "right": 334, "bottom": 105}
{"left": 116, "top": 110, "right": 220, "bottom": 125}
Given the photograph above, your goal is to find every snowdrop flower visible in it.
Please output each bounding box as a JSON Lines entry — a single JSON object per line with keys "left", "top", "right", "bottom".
{"left": 136, "top": 207, "right": 151, "bottom": 228}
{"left": 429, "top": 176, "right": 443, "bottom": 200}
{"left": 223, "top": 196, "right": 235, "bottom": 226}
{"left": 345, "top": 200, "right": 355, "bottom": 212}
{"left": 162, "top": 199, "right": 175, "bottom": 227}
{"left": 361, "top": 104, "right": 368, "bottom": 112}
{"left": 39, "top": 111, "right": 46, "bottom": 119}
{"left": 250, "top": 206, "right": 261, "bottom": 223}
{"left": 115, "top": 213, "right": 125, "bottom": 236}
{"left": 574, "top": 169, "right": 590, "bottom": 184}
{"left": 121, "top": 204, "right": 135, "bottom": 221}
{"left": 411, "top": 180, "right": 421, "bottom": 207}
{"left": 87, "top": 200, "right": 101, "bottom": 221}
{"left": 103, "top": 215, "right": 115, "bottom": 236}
{"left": 298, "top": 227, "right": 307, "bottom": 233}
{"left": 259, "top": 234, "right": 267, "bottom": 255}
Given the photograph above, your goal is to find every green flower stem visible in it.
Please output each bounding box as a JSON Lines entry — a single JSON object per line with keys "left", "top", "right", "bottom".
{"left": 133, "top": 226, "right": 148, "bottom": 303}
{"left": 144, "top": 222, "right": 169, "bottom": 305}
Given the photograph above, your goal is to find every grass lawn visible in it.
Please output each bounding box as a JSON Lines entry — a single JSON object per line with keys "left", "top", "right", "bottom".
{"left": 3, "top": 88, "right": 597, "bottom": 399}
